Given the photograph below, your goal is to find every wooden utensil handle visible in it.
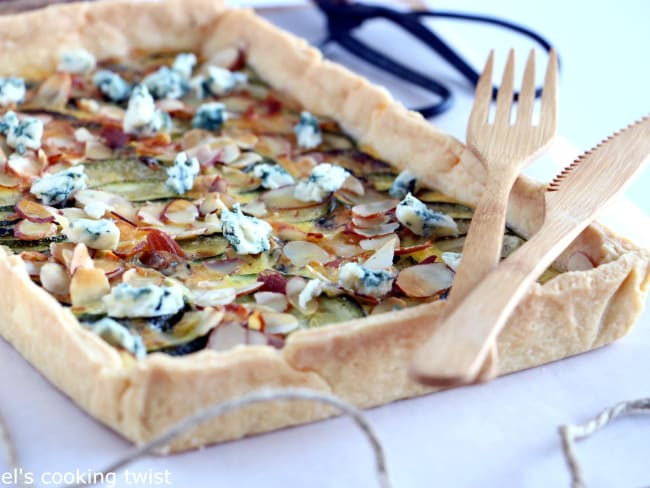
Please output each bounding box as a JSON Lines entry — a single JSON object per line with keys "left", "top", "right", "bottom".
{"left": 410, "top": 215, "right": 579, "bottom": 385}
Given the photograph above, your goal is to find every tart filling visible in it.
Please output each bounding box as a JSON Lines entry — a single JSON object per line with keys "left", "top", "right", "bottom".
{"left": 0, "top": 49, "right": 557, "bottom": 358}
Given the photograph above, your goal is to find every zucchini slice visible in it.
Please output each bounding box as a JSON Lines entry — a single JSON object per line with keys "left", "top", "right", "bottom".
{"left": 84, "top": 159, "right": 165, "bottom": 187}
{"left": 300, "top": 295, "right": 365, "bottom": 328}
{"left": 95, "top": 180, "right": 178, "bottom": 202}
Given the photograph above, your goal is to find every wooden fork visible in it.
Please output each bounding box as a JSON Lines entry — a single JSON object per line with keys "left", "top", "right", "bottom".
{"left": 410, "top": 49, "right": 558, "bottom": 386}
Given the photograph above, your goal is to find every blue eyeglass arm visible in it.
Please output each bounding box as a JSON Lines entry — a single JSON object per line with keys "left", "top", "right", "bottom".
{"left": 314, "top": 1, "right": 560, "bottom": 116}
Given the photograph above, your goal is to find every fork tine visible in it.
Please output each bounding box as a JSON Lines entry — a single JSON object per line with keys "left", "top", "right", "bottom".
{"left": 515, "top": 49, "right": 536, "bottom": 124}
{"left": 468, "top": 50, "right": 494, "bottom": 130}
{"left": 493, "top": 49, "right": 515, "bottom": 125}
{"left": 540, "top": 49, "right": 559, "bottom": 131}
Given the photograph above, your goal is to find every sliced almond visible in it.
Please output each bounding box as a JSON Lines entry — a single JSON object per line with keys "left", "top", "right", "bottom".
{"left": 34, "top": 72, "right": 71, "bottom": 108}
{"left": 7, "top": 154, "right": 45, "bottom": 180}
{"left": 349, "top": 221, "right": 400, "bottom": 238}
{"left": 121, "top": 267, "right": 166, "bottom": 287}
{"left": 286, "top": 276, "right": 318, "bottom": 314}
{"left": 20, "top": 251, "right": 48, "bottom": 276}
{"left": 262, "top": 185, "right": 317, "bottom": 210}
{"left": 352, "top": 214, "right": 391, "bottom": 229}
{"left": 283, "top": 240, "right": 330, "bottom": 268}
{"left": 371, "top": 297, "right": 407, "bottom": 315}
{"left": 241, "top": 199, "right": 267, "bottom": 218}
{"left": 362, "top": 237, "right": 397, "bottom": 270}
{"left": 75, "top": 189, "right": 137, "bottom": 222}
{"left": 84, "top": 140, "right": 114, "bottom": 160}
{"left": 14, "top": 220, "right": 58, "bottom": 241}
{"left": 341, "top": 175, "right": 365, "bottom": 196}
{"left": 254, "top": 291, "right": 288, "bottom": 313}
{"left": 92, "top": 257, "right": 126, "bottom": 279}
{"left": 70, "top": 267, "right": 110, "bottom": 307}
{"left": 359, "top": 235, "right": 401, "bottom": 251}
{"left": 193, "top": 287, "right": 237, "bottom": 307}
{"left": 261, "top": 312, "right": 299, "bottom": 335}
{"left": 396, "top": 263, "right": 454, "bottom": 298}
{"left": 69, "top": 242, "right": 93, "bottom": 274}
{"left": 207, "top": 322, "right": 247, "bottom": 352}
{"left": 39, "top": 262, "right": 70, "bottom": 296}
{"left": 136, "top": 202, "right": 167, "bottom": 226}
{"left": 0, "top": 172, "right": 20, "bottom": 189}
{"left": 198, "top": 192, "right": 228, "bottom": 216}
{"left": 161, "top": 200, "right": 199, "bottom": 225}
{"left": 15, "top": 199, "right": 57, "bottom": 223}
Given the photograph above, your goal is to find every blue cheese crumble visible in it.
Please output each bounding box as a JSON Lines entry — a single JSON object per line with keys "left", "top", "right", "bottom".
{"left": 0, "top": 111, "right": 18, "bottom": 135}
{"left": 396, "top": 192, "right": 458, "bottom": 237}
{"left": 143, "top": 66, "right": 188, "bottom": 100}
{"left": 83, "top": 318, "right": 146, "bottom": 358}
{"left": 220, "top": 203, "right": 272, "bottom": 255}
{"left": 172, "top": 53, "right": 197, "bottom": 79}
{"left": 103, "top": 283, "right": 185, "bottom": 318}
{"left": 338, "top": 262, "right": 396, "bottom": 297}
{"left": 166, "top": 152, "right": 200, "bottom": 195}
{"left": 294, "top": 163, "right": 349, "bottom": 202}
{"left": 65, "top": 218, "right": 120, "bottom": 251}
{"left": 293, "top": 111, "right": 322, "bottom": 149}
{"left": 253, "top": 163, "right": 295, "bottom": 189}
{"left": 192, "top": 102, "right": 228, "bottom": 131}
{"left": 30, "top": 166, "right": 87, "bottom": 205}
{"left": 123, "top": 84, "right": 170, "bottom": 135}
{"left": 193, "top": 66, "right": 247, "bottom": 98}
{"left": 389, "top": 169, "right": 417, "bottom": 199}
{"left": 93, "top": 70, "right": 131, "bottom": 102}
{"left": 6, "top": 116, "right": 43, "bottom": 153}
{"left": 57, "top": 48, "right": 96, "bottom": 74}
{"left": 0, "top": 77, "right": 26, "bottom": 107}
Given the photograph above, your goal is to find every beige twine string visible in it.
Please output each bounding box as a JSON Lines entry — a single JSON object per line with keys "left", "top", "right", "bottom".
{"left": 559, "top": 397, "right": 650, "bottom": 488}
{"left": 1, "top": 388, "right": 391, "bottom": 488}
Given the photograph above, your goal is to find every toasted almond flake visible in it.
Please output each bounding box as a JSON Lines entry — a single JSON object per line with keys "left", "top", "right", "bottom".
{"left": 283, "top": 240, "right": 330, "bottom": 268}
{"left": 136, "top": 202, "right": 167, "bottom": 226}
{"left": 204, "top": 258, "right": 243, "bottom": 275}
{"left": 98, "top": 105, "right": 125, "bottom": 120}
{"left": 352, "top": 199, "right": 399, "bottom": 218}
{"left": 248, "top": 310, "right": 264, "bottom": 331}
{"left": 341, "top": 175, "right": 365, "bottom": 196}
{"left": 371, "top": 297, "right": 407, "bottom": 315}
{"left": 50, "top": 242, "right": 75, "bottom": 267}
{"left": 207, "top": 322, "right": 248, "bottom": 352}
{"left": 39, "top": 262, "right": 70, "bottom": 296}
{"left": 286, "top": 276, "right": 319, "bottom": 314}
{"left": 70, "top": 267, "right": 110, "bottom": 307}
{"left": 261, "top": 312, "right": 299, "bottom": 334}
{"left": 362, "top": 237, "right": 397, "bottom": 270}
{"left": 161, "top": 200, "right": 199, "bottom": 225}
{"left": 349, "top": 221, "right": 400, "bottom": 238}
{"left": 359, "top": 235, "right": 401, "bottom": 251}
{"left": 121, "top": 267, "right": 166, "bottom": 287}
{"left": 198, "top": 192, "right": 229, "bottom": 216}
{"left": 396, "top": 263, "right": 454, "bottom": 298}
{"left": 220, "top": 165, "right": 260, "bottom": 190}
{"left": 93, "top": 257, "right": 126, "bottom": 279}
{"left": 229, "top": 151, "right": 263, "bottom": 169}
{"left": 263, "top": 185, "right": 327, "bottom": 210}
{"left": 15, "top": 198, "right": 57, "bottom": 223}
{"left": 69, "top": 242, "right": 93, "bottom": 274}
{"left": 7, "top": 153, "right": 44, "bottom": 180}
{"left": 193, "top": 287, "right": 237, "bottom": 307}
{"left": 34, "top": 72, "right": 71, "bottom": 107}
{"left": 0, "top": 172, "right": 20, "bottom": 188}
{"left": 58, "top": 207, "right": 86, "bottom": 226}
{"left": 394, "top": 241, "right": 434, "bottom": 256}
{"left": 254, "top": 291, "right": 288, "bottom": 313}
{"left": 75, "top": 189, "right": 137, "bottom": 222}
{"left": 209, "top": 46, "right": 242, "bottom": 69}
{"left": 181, "top": 129, "right": 214, "bottom": 151}
{"left": 161, "top": 225, "right": 208, "bottom": 240}
{"left": 13, "top": 220, "right": 58, "bottom": 241}
{"left": 241, "top": 199, "right": 267, "bottom": 217}
{"left": 234, "top": 282, "right": 264, "bottom": 296}
{"left": 20, "top": 251, "right": 48, "bottom": 276}
{"left": 567, "top": 251, "right": 595, "bottom": 271}
{"left": 352, "top": 214, "right": 391, "bottom": 229}
{"left": 74, "top": 128, "right": 95, "bottom": 143}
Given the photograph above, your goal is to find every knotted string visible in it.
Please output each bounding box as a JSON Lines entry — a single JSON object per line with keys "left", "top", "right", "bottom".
{"left": 559, "top": 397, "right": 650, "bottom": 488}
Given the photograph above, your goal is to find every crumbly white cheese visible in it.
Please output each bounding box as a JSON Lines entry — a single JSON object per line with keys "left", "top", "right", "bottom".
{"left": 294, "top": 163, "right": 350, "bottom": 202}
{"left": 30, "top": 165, "right": 87, "bottom": 205}
{"left": 65, "top": 218, "right": 120, "bottom": 251}
{"left": 395, "top": 192, "right": 458, "bottom": 237}
{"left": 293, "top": 111, "right": 322, "bottom": 149}
{"left": 165, "top": 152, "right": 200, "bottom": 195}
{"left": 0, "top": 111, "right": 18, "bottom": 135}
{"left": 198, "top": 66, "right": 247, "bottom": 97}
{"left": 6, "top": 117, "right": 43, "bottom": 153}
{"left": 338, "top": 262, "right": 396, "bottom": 297}
{"left": 123, "top": 84, "right": 169, "bottom": 135}
{"left": 441, "top": 251, "right": 462, "bottom": 271}
{"left": 0, "top": 77, "right": 26, "bottom": 107}
{"left": 253, "top": 163, "right": 295, "bottom": 189}
{"left": 389, "top": 169, "right": 417, "bottom": 199}
{"left": 172, "top": 53, "right": 197, "bottom": 79}
{"left": 102, "top": 283, "right": 185, "bottom": 318}
{"left": 83, "top": 201, "right": 110, "bottom": 219}
{"left": 220, "top": 203, "right": 272, "bottom": 255}
{"left": 57, "top": 48, "right": 96, "bottom": 74}
{"left": 191, "top": 102, "right": 228, "bottom": 131}
{"left": 83, "top": 318, "right": 146, "bottom": 358}
{"left": 298, "top": 279, "right": 324, "bottom": 310}
{"left": 143, "top": 66, "right": 188, "bottom": 99}
{"left": 93, "top": 70, "right": 131, "bottom": 102}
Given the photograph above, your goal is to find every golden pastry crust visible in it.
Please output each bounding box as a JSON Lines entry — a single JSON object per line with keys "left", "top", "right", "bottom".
{"left": 0, "top": 0, "right": 648, "bottom": 452}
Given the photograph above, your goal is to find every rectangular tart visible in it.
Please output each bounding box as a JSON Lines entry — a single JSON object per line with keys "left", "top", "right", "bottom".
{"left": 0, "top": 0, "right": 648, "bottom": 452}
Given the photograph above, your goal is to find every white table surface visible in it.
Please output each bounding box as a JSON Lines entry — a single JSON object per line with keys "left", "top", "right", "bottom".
{"left": 2, "top": 1, "right": 650, "bottom": 487}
